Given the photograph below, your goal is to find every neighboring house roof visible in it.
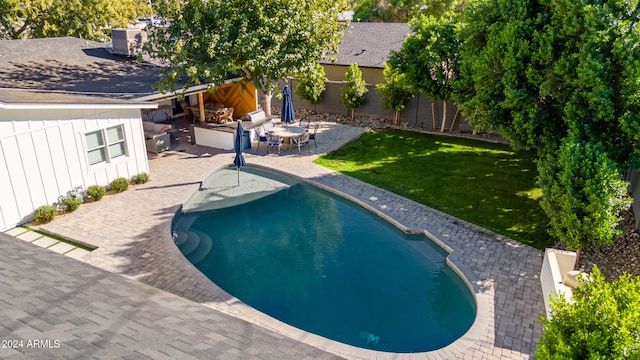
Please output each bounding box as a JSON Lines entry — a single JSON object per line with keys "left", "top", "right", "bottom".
{"left": 323, "top": 22, "right": 410, "bottom": 69}
{"left": 0, "top": 37, "right": 168, "bottom": 106}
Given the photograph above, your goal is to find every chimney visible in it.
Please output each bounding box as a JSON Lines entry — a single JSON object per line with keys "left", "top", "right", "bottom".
{"left": 110, "top": 28, "right": 148, "bottom": 57}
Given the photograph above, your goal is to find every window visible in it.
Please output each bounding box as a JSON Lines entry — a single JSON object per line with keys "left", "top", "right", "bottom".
{"left": 85, "top": 125, "right": 127, "bottom": 165}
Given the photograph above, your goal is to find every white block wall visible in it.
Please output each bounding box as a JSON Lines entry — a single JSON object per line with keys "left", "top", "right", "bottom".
{"left": 0, "top": 108, "right": 149, "bottom": 231}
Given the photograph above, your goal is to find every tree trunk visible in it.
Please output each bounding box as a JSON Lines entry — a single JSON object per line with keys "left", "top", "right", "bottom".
{"left": 431, "top": 103, "right": 436, "bottom": 130}
{"left": 449, "top": 108, "right": 460, "bottom": 132}
{"left": 261, "top": 89, "right": 274, "bottom": 116}
{"left": 440, "top": 100, "right": 448, "bottom": 132}
{"left": 351, "top": 109, "right": 355, "bottom": 121}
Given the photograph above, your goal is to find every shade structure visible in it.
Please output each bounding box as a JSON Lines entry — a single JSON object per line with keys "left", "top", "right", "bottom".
{"left": 233, "top": 120, "right": 246, "bottom": 186}
{"left": 281, "top": 85, "right": 295, "bottom": 126}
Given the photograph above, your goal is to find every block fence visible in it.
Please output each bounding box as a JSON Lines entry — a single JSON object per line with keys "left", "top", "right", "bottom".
{"left": 286, "top": 79, "right": 475, "bottom": 133}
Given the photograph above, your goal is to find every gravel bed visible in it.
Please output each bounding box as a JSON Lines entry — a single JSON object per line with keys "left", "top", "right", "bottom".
{"left": 578, "top": 208, "right": 640, "bottom": 281}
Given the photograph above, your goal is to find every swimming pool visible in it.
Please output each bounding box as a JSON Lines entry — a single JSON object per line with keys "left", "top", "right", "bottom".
{"left": 172, "top": 166, "right": 476, "bottom": 353}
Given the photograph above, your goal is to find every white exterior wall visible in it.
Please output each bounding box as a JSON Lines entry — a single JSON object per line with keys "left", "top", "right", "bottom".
{"left": 0, "top": 108, "right": 149, "bottom": 231}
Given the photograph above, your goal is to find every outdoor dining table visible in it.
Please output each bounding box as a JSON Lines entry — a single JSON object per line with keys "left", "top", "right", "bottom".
{"left": 269, "top": 126, "right": 306, "bottom": 148}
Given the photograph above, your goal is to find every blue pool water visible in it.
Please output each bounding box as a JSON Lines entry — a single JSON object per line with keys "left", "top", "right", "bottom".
{"left": 172, "top": 167, "right": 476, "bottom": 353}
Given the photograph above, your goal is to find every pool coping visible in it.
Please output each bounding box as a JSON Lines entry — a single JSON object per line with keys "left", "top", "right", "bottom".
{"left": 164, "top": 163, "right": 491, "bottom": 360}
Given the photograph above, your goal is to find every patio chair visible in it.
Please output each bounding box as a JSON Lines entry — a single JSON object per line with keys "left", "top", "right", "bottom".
{"left": 291, "top": 132, "right": 311, "bottom": 154}
{"left": 309, "top": 124, "right": 319, "bottom": 149}
{"left": 255, "top": 125, "right": 270, "bottom": 152}
{"left": 299, "top": 119, "right": 311, "bottom": 129}
{"left": 262, "top": 121, "right": 274, "bottom": 133}
{"left": 267, "top": 134, "right": 284, "bottom": 155}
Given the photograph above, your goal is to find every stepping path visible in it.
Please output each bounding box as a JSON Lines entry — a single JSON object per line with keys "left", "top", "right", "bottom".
{"left": 3, "top": 226, "right": 91, "bottom": 260}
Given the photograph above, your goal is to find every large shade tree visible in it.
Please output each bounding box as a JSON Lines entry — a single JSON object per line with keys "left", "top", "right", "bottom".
{"left": 146, "top": 0, "right": 348, "bottom": 116}
{"left": 0, "top": 0, "right": 150, "bottom": 40}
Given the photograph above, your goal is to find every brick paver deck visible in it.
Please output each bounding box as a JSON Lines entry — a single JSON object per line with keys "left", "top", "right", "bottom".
{"left": 2, "top": 120, "right": 545, "bottom": 359}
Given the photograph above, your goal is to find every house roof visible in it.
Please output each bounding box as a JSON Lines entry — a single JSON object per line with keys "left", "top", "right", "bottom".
{"left": 323, "top": 22, "right": 410, "bottom": 69}
{"left": 0, "top": 88, "right": 157, "bottom": 109}
{"left": 0, "top": 37, "right": 168, "bottom": 106}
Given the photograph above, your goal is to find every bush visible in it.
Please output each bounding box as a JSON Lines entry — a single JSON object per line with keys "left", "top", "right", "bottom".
{"left": 61, "top": 196, "right": 83, "bottom": 212}
{"left": 33, "top": 205, "right": 57, "bottom": 224}
{"left": 131, "top": 172, "right": 149, "bottom": 185}
{"left": 536, "top": 266, "right": 640, "bottom": 359}
{"left": 86, "top": 185, "right": 106, "bottom": 201}
{"left": 110, "top": 177, "right": 129, "bottom": 193}
{"left": 537, "top": 137, "right": 631, "bottom": 251}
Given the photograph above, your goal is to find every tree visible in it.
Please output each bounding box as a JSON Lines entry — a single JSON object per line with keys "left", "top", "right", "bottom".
{"left": 454, "top": 0, "right": 640, "bottom": 250}
{"left": 454, "top": 0, "right": 561, "bottom": 152}
{"left": 353, "top": 0, "right": 467, "bottom": 22}
{"left": 145, "top": 0, "right": 348, "bottom": 116}
{"left": 375, "top": 62, "right": 414, "bottom": 125}
{"left": 456, "top": 0, "right": 640, "bottom": 158}
{"left": 536, "top": 266, "right": 640, "bottom": 359}
{"left": 537, "top": 137, "right": 631, "bottom": 256}
{"left": 390, "top": 12, "right": 460, "bottom": 131}
{"left": 340, "top": 63, "right": 368, "bottom": 120}
{"left": 295, "top": 64, "right": 327, "bottom": 112}
{"left": 0, "top": 0, "right": 150, "bottom": 40}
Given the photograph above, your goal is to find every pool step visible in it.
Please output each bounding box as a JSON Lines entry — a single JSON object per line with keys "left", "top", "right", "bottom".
{"left": 178, "top": 232, "right": 201, "bottom": 256}
{"left": 187, "top": 229, "right": 213, "bottom": 265}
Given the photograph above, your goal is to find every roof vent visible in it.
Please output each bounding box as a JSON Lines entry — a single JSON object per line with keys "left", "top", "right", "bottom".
{"left": 110, "top": 28, "right": 147, "bottom": 57}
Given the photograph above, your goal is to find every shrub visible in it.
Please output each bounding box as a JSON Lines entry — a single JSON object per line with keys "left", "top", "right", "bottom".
{"left": 536, "top": 266, "right": 640, "bottom": 359}
{"left": 33, "top": 205, "right": 57, "bottom": 224}
{"left": 86, "top": 185, "right": 106, "bottom": 201}
{"left": 110, "top": 177, "right": 129, "bottom": 193}
{"left": 537, "top": 137, "right": 631, "bottom": 252}
{"left": 61, "top": 196, "right": 83, "bottom": 212}
{"left": 131, "top": 172, "right": 149, "bottom": 184}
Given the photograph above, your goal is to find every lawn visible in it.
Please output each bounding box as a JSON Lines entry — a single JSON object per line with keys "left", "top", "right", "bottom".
{"left": 314, "top": 130, "right": 552, "bottom": 250}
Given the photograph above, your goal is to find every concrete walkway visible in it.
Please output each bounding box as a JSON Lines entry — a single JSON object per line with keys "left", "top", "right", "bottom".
{"left": 0, "top": 120, "right": 545, "bottom": 359}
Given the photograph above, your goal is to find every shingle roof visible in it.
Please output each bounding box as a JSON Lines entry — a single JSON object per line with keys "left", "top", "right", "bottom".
{"left": 323, "top": 22, "right": 410, "bottom": 68}
{"left": 0, "top": 37, "right": 165, "bottom": 102}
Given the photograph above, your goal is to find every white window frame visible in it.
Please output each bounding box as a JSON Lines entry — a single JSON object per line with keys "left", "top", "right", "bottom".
{"left": 85, "top": 124, "right": 127, "bottom": 166}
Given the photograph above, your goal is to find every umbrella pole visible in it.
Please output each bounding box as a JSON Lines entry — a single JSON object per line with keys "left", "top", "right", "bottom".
{"left": 237, "top": 167, "right": 240, "bottom": 186}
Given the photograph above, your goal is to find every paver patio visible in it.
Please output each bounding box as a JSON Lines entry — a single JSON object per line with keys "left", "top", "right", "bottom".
{"left": 2, "top": 119, "right": 545, "bottom": 359}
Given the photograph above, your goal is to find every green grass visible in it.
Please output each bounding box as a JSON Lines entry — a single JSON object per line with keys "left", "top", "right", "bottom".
{"left": 314, "top": 130, "right": 552, "bottom": 250}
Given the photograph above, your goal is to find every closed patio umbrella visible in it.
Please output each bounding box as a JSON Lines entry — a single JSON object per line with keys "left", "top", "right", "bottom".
{"left": 281, "top": 85, "right": 295, "bottom": 127}
{"left": 233, "top": 120, "right": 246, "bottom": 186}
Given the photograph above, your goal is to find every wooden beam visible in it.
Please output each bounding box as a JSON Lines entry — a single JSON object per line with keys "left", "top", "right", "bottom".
{"left": 197, "top": 93, "right": 205, "bottom": 123}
